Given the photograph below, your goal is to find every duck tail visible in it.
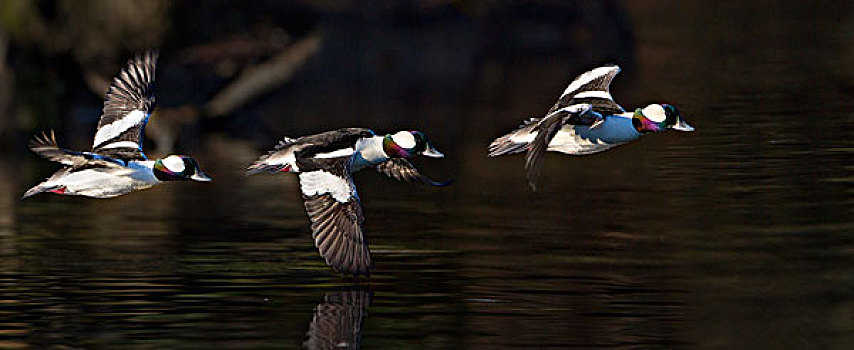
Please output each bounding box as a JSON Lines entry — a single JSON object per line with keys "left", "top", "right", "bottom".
{"left": 247, "top": 136, "right": 298, "bottom": 175}
{"left": 488, "top": 118, "right": 540, "bottom": 157}
{"left": 21, "top": 183, "right": 62, "bottom": 199}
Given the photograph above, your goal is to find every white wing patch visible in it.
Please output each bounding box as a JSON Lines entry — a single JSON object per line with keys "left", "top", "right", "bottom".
{"left": 92, "top": 109, "right": 147, "bottom": 148}
{"left": 391, "top": 131, "right": 416, "bottom": 148}
{"left": 561, "top": 66, "right": 620, "bottom": 98}
{"left": 572, "top": 90, "right": 614, "bottom": 100}
{"left": 642, "top": 104, "right": 667, "bottom": 122}
{"left": 299, "top": 170, "right": 354, "bottom": 203}
{"left": 314, "top": 148, "right": 354, "bottom": 159}
{"left": 162, "top": 155, "right": 185, "bottom": 172}
{"left": 547, "top": 103, "right": 592, "bottom": 118}
{"left": 98, "top": 141, "right": 141, "bottom": 150}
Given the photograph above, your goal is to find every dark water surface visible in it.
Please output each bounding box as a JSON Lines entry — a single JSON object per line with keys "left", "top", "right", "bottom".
{"left": 2, "top": 1, "right": 854, "bottom": 349}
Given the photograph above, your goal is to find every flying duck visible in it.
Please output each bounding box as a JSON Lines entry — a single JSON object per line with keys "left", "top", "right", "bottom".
{"left": 23, "top": 51, "right": 211, "bottom": 199}
{"left": 247, "top": 128, "right": 447, "bottom": 276}
{"left": 488, "top": 65, "right": 694, "bottom": 191}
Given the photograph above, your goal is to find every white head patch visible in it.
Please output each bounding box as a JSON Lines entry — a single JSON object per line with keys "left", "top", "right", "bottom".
{"left": 391, "top": 131, "right": 416, "bottom": 149}
{"left": 162, "top": 156, "right": 186, "bottom": 173}
{"left": 642, "top": 104, "right": 667, "bottom": 123}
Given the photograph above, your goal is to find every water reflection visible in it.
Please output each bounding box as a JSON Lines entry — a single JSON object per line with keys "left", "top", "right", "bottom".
{"left": 304, "top": 288, "right": 372, "bottom": 350}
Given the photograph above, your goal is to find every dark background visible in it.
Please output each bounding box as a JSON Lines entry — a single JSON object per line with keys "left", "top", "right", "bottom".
{"left": 1, "top": 1, "right": 852, "bottom": 349}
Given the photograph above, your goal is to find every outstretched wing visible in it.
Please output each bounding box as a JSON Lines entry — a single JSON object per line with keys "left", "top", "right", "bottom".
{"left": 547, "top": 65, "right": 624, "bottom": 116}
{"left": 30, "top": 130, "right": 125, "bottom": 168}
{"left": 375, "top": 158, "right": 451, "bottom": 186}
{"left": 304, "top": 289, "right": 372, "bottom": 350}
{"left": 298, "top": 159, "right": 373, "bottom": 276}
{"left": 91, "top": 51, "right": 158, "bottom": 161}
{"left": 525, "top": 104, "right": 593, "bottom": 191}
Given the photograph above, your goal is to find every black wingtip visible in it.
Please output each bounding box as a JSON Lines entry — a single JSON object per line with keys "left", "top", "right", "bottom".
{"left": 428, "top": 178, "right": 454, "bottom": 187}
{"left": 417, "top": 173, "right": 454, "bottom": 187}
{"left": 526, "top": 165, "right": 540, "bottom": 192}
{"left": 28, "top": 130, "right": 58, "bottom": 151}
{"left": 527, "top": 180, "right": 538, "bottom": 192}
{"left": 524, "top": 148, "right": 545, "bottom": 193}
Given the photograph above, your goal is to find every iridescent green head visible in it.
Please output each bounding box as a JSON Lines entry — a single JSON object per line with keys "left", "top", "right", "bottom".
{"left": 633, "top": 104, "right": 694, "bottom": 133}
{"left": 382, "top": 131, "right": 444, "bottom": 159}
{"left": 153, "top": 155, "right": 212, "bottom": 182}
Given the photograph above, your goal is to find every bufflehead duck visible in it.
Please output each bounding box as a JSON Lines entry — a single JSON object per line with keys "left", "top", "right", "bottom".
{"left": 23, "top": 51, "right": 211, "bottom": 199}
{"left": 247, "top": 128, "right": 448, "bottom": 276}
{"left": 488, "top": 65, "right": 693, "bottom": 191}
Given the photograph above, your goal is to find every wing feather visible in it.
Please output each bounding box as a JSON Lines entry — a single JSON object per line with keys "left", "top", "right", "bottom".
{"left": 92, "top": 51, "right": 158, "bottom": 161}
{"left": 524, "top": 114, "right": 565, "bottom": 192}
{"left": 548, "top": 65, "right": 624, "bottom": 116}
{"left": 29, "top": 130, "right": 124, "bottom": 168}
{"left": 299, "top": 167, "right": 373, "bottom": 276}
{"left": 375, "top": 158, "right": 451, "bottom": 186}
{"left": 524, "top": 103, "right": 597, "bottom": 191}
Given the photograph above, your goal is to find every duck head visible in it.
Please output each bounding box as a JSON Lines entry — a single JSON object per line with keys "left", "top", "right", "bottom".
{"left": 153, "top": 155, "right": 212, "bottom": 182}
{"left": 383, "top": 131, "right": 444, "bottom": 159}
{"left": 633, "top": 104, "right": 694, "bottom": 133}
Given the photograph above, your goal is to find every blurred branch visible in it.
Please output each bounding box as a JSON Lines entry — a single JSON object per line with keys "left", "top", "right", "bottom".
{"left": 82, "top": 70, "right": 110, "bottom": 99}
{"left": 76, "top": 28, "right": 323, "bottom": 153}
{"left": 180, "top": 25, "right": 292, "bottom": 70}
{"left": 146, "top": 105, "right": 199, "bottom": 155}
{"left": 204, "top": 31, "right": 322, "bottom": 117}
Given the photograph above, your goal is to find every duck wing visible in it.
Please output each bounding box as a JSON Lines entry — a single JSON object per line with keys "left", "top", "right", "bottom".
{"left": 525, "top": 104, "right": 593, "bottom": 191}
{"left": 548, "top": 64, "right": 624, "bottom": 117}
{"left": 91, "top": 51, "right": 157, "bottom": 161}
{"left": 375, "top": 158, "right": 451, "bottom": 186}
{"left": 30, "top": 130, "right": 125, "bottom": 168}
{"left": 298, "top": 158, "right": 373, "bottom": 276}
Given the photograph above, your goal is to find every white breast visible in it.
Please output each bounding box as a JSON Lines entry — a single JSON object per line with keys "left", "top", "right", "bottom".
{"left": 45, "top": 162, "right": 159, "bottom": 198}
{"left": 548, "top": 114, "right": 640, "bottom": 155}
{"left": 351, "top": 136, "right": 388, "bottom": 171}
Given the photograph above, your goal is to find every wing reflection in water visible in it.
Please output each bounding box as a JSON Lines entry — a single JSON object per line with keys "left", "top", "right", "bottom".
{"left": 304, "top": 288, "right": 373, "bottom": 350}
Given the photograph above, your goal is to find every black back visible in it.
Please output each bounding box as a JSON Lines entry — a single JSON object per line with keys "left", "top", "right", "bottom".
{"left": 294, "top": 128, "right": 374, "bottom": 171}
